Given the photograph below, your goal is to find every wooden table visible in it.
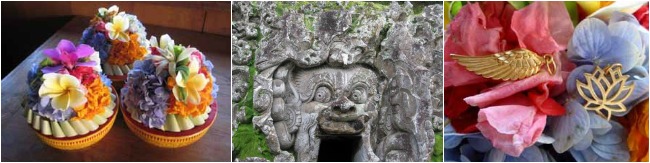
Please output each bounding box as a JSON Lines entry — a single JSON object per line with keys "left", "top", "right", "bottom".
{"left": 1, "top": 17, "right": 231, "bottom": 161}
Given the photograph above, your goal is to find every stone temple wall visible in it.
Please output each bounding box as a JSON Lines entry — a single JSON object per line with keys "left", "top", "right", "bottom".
{"left": 231, "top": 1, "right": 443, "bottom": 162}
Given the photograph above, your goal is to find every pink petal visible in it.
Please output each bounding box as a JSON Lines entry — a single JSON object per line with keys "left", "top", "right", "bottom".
{"left": 546, "top": 2, "right": 574, "bottom": 50}
{"left": 75, "top": 44, "right": 95, "bottom": 58}
{"left": 59, "top": 51, "right": 77, "bottom": 68}
{"left": 444, "top": 2, "right": 503, "bottom": 59}
{"left": 477, "top": 103, "right": 547, "bottom": 157}
{"left": 57, "top": 40, "right": 76, "bottom": 53}
{"left": 444, "top": 61, "right": 487, "bottom": 87}
{"left": 464, "top": 71, "right": 563, "bottom": 108}
{"left": 511, "top": 2, "right": 570, "bottom": 54}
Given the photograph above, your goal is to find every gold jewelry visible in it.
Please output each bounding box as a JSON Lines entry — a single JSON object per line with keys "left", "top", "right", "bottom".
{"left": 450, "top": 49, "right": 556, "bottom": 81}
{"left": 577, "top": 64, "right": 635, "bottom": 121}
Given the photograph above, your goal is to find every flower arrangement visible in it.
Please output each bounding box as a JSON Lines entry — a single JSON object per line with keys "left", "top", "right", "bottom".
{"left": 80, "top": 5, "right": 148, "bottom": 78}
{"left": 443, "top": 1, "right": 648, "bottom": 162}
{"left": 120, "top": 34, "right": 218, "bottom": 148}
{"left": 25, "top": 39, "right": 117, "bottom": 150}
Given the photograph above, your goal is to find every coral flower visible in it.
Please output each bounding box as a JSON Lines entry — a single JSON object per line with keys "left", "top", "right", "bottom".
{"left": 173, "top": 57, "right": 209, "bottom": 105}
{"left": 105, "top": 14, "right": 130, "bottom": 42}
{"left": 38, "top": 73, "right": 87, "bottom": 110}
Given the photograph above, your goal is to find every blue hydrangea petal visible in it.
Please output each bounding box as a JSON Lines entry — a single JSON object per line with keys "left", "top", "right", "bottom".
{"left": 504, "top": 146, "right": 544, "bottom": 162}
{"left": 566, "top": 65, "right": 595, "bottom": 96}
{"left": 592, "top": 121, "right": 624, "bottom": 145}
{"left": 444, "top": 148, "right": 461, "bottom": 162}
{"left": 589, "top": 112, "right": 612, "bottom": 135}
{"left": 467, "top": 137, "right": 492, "bottom": 153}
{"left": 551, "top": 100, "right": 590, "bottom": 153}
{"left": 483, "top": 148, "right": 506, "bottom": 162}
{"left": 460, "top": 144, "right": 482, "bottom": 162}
{"left": 609, "top": 11, "right": 641, "bottom": 26}
{"left": 590, "top": 121, "right": 630, "bottom": 161}
{"left": 573, "top": 129, "right": 593, "bottom": 150}
{"left": 568, "top": 18, "right": 610, "bottom": 66}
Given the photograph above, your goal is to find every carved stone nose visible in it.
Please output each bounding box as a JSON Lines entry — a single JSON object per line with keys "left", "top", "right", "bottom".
{"left": 332, "top": 96, "right": 355, "bottom": 112}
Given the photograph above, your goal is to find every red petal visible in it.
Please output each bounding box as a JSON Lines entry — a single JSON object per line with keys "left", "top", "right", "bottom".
{"left": 449, "top": 107, "right": 480, "bottom": 133}
{"left": 527, "top": 82, "right": 566, "bottom": 116}
{"left": 445, "top": 84, "right": 486, "bottom": 118}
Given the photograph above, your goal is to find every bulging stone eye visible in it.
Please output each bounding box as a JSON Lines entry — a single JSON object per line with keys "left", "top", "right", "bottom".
{"left": 314, "top": 86, "right": 331, "bottom": 103}
{"left": 350, "top": 89, "right": 367, "bottom": 103}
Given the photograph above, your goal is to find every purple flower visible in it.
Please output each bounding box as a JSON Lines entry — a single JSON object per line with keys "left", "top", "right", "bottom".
{"left": 121, "top": 60, "right": 170, "bottom": 128}
{"left": 203, "top": 59, "right": 219, "bottom": 101}
{"left": 34, "top": 97, "right": 76, "bottom": 122}
{"left": 26, "top": 63, "right": 42, "bottom": 108}
{"left": 42, "top": 40, "right": 97, "bottom": 73}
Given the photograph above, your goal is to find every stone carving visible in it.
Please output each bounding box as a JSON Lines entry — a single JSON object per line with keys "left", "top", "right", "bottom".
{"left": 232, "top": 1, "right": 443, "bottom": 162}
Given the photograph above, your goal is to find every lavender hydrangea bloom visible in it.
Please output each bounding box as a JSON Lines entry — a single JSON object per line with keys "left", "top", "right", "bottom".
{"left": 121, "top": 60, "right": 170, "bottom": 128}
{"left": 203, "top": 59, "right": 219, "bottom": 100}
{"left": 80, "top": 27, "right": 111, "bottom": 61}
{"left": 26, "top": 63, "right": 42, "bottom": 108}
{"left": 35, "top": 97, "right": 76, "bottom": 122}
{"left": 27, "top": 63, "right": 76, "bottom": 121}
{"left": 100, "top": 73, "right": 112, "bottom": 87}
{"left": 549, "top": 11, "right": 647, "bottom": 162}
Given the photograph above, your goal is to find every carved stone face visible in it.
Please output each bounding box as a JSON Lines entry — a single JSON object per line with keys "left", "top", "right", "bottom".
{"left": 291, "top": 65, "right": 379, "bottom": 135}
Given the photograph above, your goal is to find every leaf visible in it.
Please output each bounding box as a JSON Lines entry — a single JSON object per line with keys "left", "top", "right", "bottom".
{"left": 508, "top": 1, "right": 529, "bottom": 10}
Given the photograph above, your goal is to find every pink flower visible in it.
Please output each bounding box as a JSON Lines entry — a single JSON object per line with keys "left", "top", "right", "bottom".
{"left": 476, "top": 94, "right": 547, "bottom": 157}
{"left": 444, "top": 1, "right": 575, "bottom": 156}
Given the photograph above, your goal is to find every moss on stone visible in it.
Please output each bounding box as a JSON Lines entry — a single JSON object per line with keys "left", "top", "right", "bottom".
{"left": 431, "top": 132, "right": 443, "bottom": 162}
{"left": 232, "top": 20, "right": 273, "bottom": 161}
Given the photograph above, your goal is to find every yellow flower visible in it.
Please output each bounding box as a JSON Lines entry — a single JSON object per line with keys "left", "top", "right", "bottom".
{"left": 105, "top": 14, "right": 130, "bottom": 42}
{"left": 173, "top": 57, "right": 208, "bottom": 105}
{"left": 38, "top": 73, "right": 87, "bottom": 110}
{"left": 584, "top": 1, "right": 646, "bottom": 21}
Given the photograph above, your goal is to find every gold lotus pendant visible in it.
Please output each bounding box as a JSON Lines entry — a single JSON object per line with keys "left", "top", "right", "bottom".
{"left": 451, "top": 49, "right": 556, "bottom": 81}
{"left": 577, "top": 64, "right": 635, "bottom": 121}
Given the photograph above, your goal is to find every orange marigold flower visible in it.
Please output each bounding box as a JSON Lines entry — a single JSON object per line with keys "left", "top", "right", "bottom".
{"left": 166, "top": 67, "right": 214, "bottom": 117}
{"left": 627, "top": 100, "right": 649, "bottom": 162}
{"left": 107, "top": 33, "right": 147, "bottom": 65}
{"left": 73, "top": 77, "right": 111, "bottom": 120}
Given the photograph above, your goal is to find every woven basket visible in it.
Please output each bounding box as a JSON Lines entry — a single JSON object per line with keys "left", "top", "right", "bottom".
{"left": 122, "top": 103, "right": 218, "bottom": 148}
{"left": 33, "top": 87, "right": 119, "bottom": 150}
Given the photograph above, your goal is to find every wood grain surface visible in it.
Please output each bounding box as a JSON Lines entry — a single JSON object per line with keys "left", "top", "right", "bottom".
{"left": 1, "top": 16, "right": 231, "bottom": 161}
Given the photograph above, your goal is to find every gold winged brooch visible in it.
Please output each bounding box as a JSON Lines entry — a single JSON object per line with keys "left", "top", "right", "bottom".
{"left": 450, "top": 49, "right": 557, "bottom": 81}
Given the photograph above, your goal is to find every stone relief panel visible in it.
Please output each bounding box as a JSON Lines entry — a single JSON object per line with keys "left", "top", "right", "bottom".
{"left": 232, "top": 1, "right": 443, "bottom": 162}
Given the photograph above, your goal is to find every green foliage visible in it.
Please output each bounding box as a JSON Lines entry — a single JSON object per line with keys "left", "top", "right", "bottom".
{"left": 431, "top": 133, "right": 443, "bottom": 162}
{"left": 564, "top": 1, "right": 579, "bottom": 26}
{"left": 232, "top": 24, "right": 273, "bottom": 160}
{"left": 508, "top": 1, "right": 531, "bottom": 10}
{"left": 233, "top": 124, "right": 274, "bottom": 160}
